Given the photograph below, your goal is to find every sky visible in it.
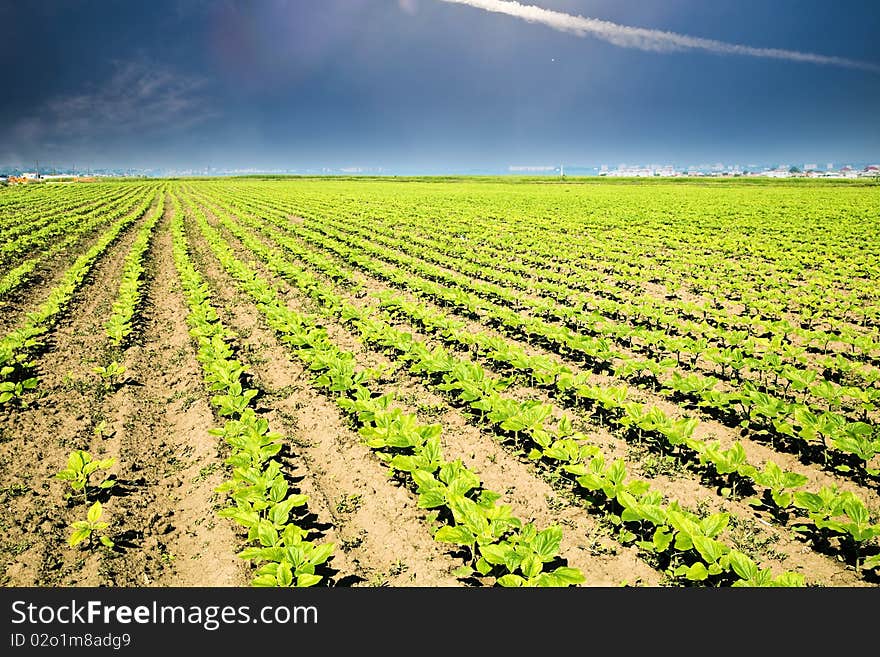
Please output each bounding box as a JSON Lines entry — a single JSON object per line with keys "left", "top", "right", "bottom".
{"left": 1, "top": 0, "right": 878, "bottom": 171}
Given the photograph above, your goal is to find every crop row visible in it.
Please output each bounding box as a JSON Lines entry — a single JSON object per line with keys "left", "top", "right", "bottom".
{"left": 170, "top": 193, "right": 335, "bottom": 587}
{"left": 189, "top": 188, "right": 813, "bottom": 585}
{"left": 105, "top": 190, "right": 166, "bottom": 346}
{"left": 221, "top": 180, "right": 879, "bottom": 340}
{"left": 307, "top": 207, "right": 880, "bottom": 401}
{"left": 213, "top": 190, "right": 880, "bottom": 484}
{"left": 0, "top": 185, "right": 157, "bottom": 300}
{"left": 181, "top": 190, "right": 586, "bottom": 587}
{"left": 0, "top": 189, "right": 158, "bottom": 404}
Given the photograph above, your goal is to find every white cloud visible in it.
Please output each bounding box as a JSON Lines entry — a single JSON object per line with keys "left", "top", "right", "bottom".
{"left": 438, "top": 0, "right": 880, "bottom": 72}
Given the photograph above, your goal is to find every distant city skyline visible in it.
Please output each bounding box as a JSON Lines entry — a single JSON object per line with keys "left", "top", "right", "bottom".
{"left": 3, "top": 160, "right": 878, "bottom": 180}
{"left": 1, "top": 1, "right": 878, "bottom": 170}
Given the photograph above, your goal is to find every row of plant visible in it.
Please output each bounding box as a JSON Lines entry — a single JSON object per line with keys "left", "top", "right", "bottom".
{"left": 181, "top": 191, "right": 586, "bottom": 587}
{"left": 52, "top": 191, "right": 160, "bottom": 555}
{"left": 305, "top": 207, "right": 880, "bottom": 399}
{"left": 170, "top": 193, "right": 335, "bottom": 587}
{"left": 223, "top": 180, "right": 879, "bottom": 350}
{"left": 188, "top": 190, "right": 813, "bottom": 585}
{"left": 50, "top": 191, "right": 167, "bottom": 559}
{"left": 201, "top": 191, "right": 880, "bottom": 578}
{"left": 0, "top": 185, "right": 156, "bottom": 300}
{"left": 0, "top": 189, "right": 158, "bottom": 405}
{"left": 211, "top": 191, "right": 880, "bottom": 483}
{"left": 298, "top": 209, "right": 879, "bottom": 420}
{"left": 304, "top": 198, "right": 880, "bottom": 360}
{"left": 105, "top": 190, "right": 166, "bottom": 346}
{"left": 0, "top": 184, "right": 132, "bottom": 245}
{"left": 0, "top": 184, "right": 148, "bottom": 269}
{"left": 0, "top": 183, "right": 109, "bottom": 233}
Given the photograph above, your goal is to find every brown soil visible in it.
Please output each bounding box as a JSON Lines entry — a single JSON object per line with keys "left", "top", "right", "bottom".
{"left": 3, "top": 181, "right": 875, "bottom": 589}
{"left": 281, "top": 216, "right": 880, "bottom": 504}
{"left": 186, "top": 193, "right": 670, "bottom": 585}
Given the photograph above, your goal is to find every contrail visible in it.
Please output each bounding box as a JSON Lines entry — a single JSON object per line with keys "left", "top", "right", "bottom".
{"left": 437, "top": 0, "right": 880, "bottom": 72}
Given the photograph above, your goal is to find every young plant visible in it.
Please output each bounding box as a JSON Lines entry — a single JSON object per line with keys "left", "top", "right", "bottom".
{"left": 0, "top": 367, "right": 38, "bottom": 404}
{"left": 92, "top": 361, "right": 127, "bottom": 390}
{"left": 56, "top": 450, "right": 116, "bottom": 502}
{"left": 68, "top": 501, "right": 114, "bottom": 549}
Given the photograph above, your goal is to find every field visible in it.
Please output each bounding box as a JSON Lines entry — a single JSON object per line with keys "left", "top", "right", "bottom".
{"left": 0, "top": 177, "right": 878, "bottom": 588}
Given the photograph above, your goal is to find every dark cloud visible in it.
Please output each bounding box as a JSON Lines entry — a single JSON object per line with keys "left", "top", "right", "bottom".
{"left": 5, "top": 60, "right": 217, "bottom": 162}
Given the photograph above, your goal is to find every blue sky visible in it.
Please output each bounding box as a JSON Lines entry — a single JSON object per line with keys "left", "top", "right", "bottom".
{"left": 1, "top": 0, "right": 878, "bottom": 170}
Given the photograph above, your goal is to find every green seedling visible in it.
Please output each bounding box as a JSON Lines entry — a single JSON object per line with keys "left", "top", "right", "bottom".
{"left": 750, "top": 460, "right": 807, "bottom": 512}
{"left": 68, "top": 501, "right": 114, "bottom": 549}
{"left": 56, "top": 449, "right": 116, "bottom": 502}
{"left": 92, "top": 361, "right": 127, "bottom": 390}
{"left": 0, "top": 366, "right": 38, "bottom": 404}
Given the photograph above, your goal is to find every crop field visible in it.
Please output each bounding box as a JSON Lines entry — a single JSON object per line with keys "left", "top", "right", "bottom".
{"left": 0, "top": 177, "right": 878, "bottom": 588}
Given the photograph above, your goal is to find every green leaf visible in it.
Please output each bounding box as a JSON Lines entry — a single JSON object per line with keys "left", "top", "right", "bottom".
{"left": 251, "top": 574, "right": 278, "bottom": 587}
{"left": 772, "top": 573, "right": 805, "bottom": 588}
{"left": 452, "top": 565, "right": 475, "bottom": 578}
{"left": 699, "top": 513, "right": 729, "bottom": 538}
{"left": 684, "top": 562, "right": 709, "bottom": 581}
{"left": 434, "top": 525, "right": 475, "bottom": 546}
{"left": 87, "top": 501, "right": 102, "bottom": 524}
{"left": 479, "top": 543, "right": 513, "bottom": 566}
{"left": 496, "top": 574, "right": 525, "bottom": 587}
{"left": 531, "top": 526, "right": 563, "bottom": 561}
{"left": 673, "top": 533, "right": 694, "bottom": 552}
{"left": 861, "top": 554, "right": 880, "bottom": 571}
{"left": 576, "top": 473, "right": 605, "bottom": 491}
{"left": 306, "top": 542, "right": 335, "bottom": 567}
{"left": 521, "top": 555, "right": 543, "bottom": 579}
{"left": 276, "top": 562, "right": 294, "bottom": 587}
{"left": 237, "top": 546, "right": 268, "bottom": 561}
{"left": 296, "top": 573, "right": 322, "bottom": 589}
{"left": 548, "top": 566, "right": 586, "bottom": 585}
{"left": 692, "top": 536, "right": 727, "bottom": 565}
{"left": 269, "top": 477, "right": 288, "bottom": 503}
{"left": 256, "top": 520, "right": 279, "bottom": 547}
{"left": 418, "top": 490, "right": 447, "bottom": 509}
{"left": 728, "top": 551, "right": 758, "bottom": 581}
{"left": 68, "top": 527, "right": 91, "bottom": 547}
{"left": 475, "top": 558, "right": 493, "bottom": 576}
{"left": 771, "top": 490, "right": 793, "bottom": 509}
{"left": 68, "top": 450, "right": 87, "bottom": 472}
{"left": 652, "top": 527, "right": 673, "bottom": 553}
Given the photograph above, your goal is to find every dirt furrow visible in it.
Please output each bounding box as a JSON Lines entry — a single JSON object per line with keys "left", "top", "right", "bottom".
{"left": 98, "top": 209, "right": 244, "bottom": 586}
{"left": 0, "top": 192, "right": 159, "bottom": 586}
